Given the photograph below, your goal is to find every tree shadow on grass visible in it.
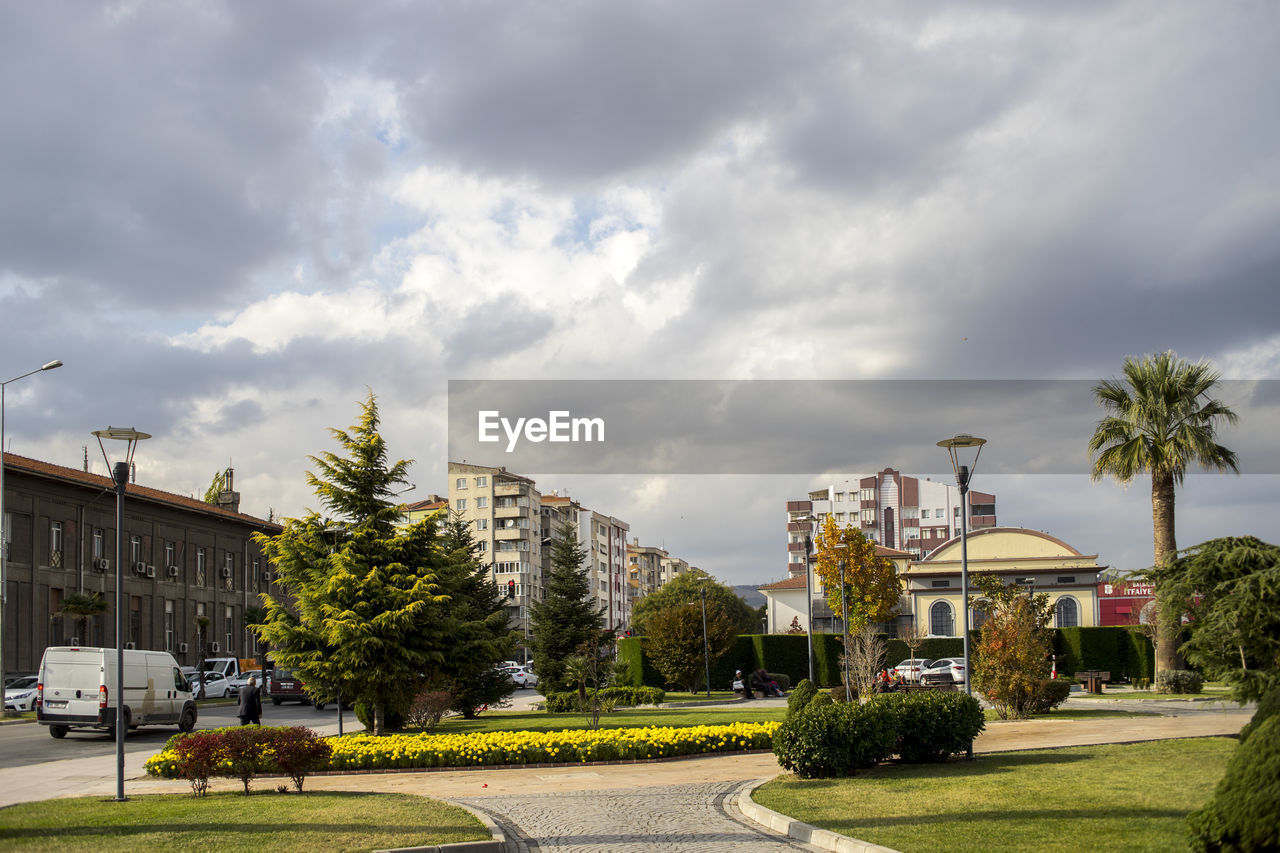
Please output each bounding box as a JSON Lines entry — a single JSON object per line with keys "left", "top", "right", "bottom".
{"left": 821, "top": 804, "right": 1190, "bottom": 833}
{"left": 788, "top": 749, "right": 1094, "bottom": 790}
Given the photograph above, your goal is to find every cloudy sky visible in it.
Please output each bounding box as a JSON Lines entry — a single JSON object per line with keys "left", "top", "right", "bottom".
{"left": 3, "top": 2, "right": 1277, "bottom": 585}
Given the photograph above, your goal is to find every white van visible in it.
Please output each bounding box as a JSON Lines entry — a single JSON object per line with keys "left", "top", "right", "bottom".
{"left": 36, "top": 646, "right": 198, "bottom": 739}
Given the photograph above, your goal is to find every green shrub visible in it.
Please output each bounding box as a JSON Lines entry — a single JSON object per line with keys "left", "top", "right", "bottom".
{"left": 543, "top": 686, "right": 664, "bottom": 713}
{"left": 807, "top": 692, "right": 834, "bottom": 710}
{"left": 876, "top": 691, "right": 985, "bottom": 764}
{"left": 354, "top": 698, "right": 407, "bottom": 731}
{"left": 1028, "top": 678, "right": 1073, "bottom": 714}
{"left": 1240, "top": 688, "right": 1280, "bottom": 742}
{"left": 828, "top": 685, "right": 855, "bottom": 703}
{"left": 1187, "top": 715, "right": 1280, "bottom": 851}
{"left": 787, "top": 680, "right": 817, "bottom": 716}
{"left": 772, "top": 701, "right": 898, "bottom": 778}
{"left": 1156, "top": 670, "right": 1204, "bottom": 694}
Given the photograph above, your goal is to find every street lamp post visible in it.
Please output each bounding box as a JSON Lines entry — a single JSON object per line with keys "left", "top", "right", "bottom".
{"left": 797, "top": 513, "right": 816, "bottom": 684}
{"left": 322, "top": 523, "right": 348, "bottom": 736}
{"left": 699, "top": 586, "right": 710, "bottom": 698}
{"left": 0, "top": 359, "right": 63, "bottom": 705}
{"left": 839, "top": 559, "right": 850, "bottom": 702}
{"left": 93, "top": 426, "right": 150, "bottom": 802}
{"left": 938, "top": 433, "right": 986, "bottom": 696}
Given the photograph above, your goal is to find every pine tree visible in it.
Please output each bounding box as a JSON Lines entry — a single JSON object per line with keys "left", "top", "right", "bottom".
{"left": 254, "top": 392, "right": 453, "bottom": 735}
{"left": 435, "top": 510, "right": 517, "bottom": 717}
{"left": 529, "top": 521, "right": 604, "bottom": 692}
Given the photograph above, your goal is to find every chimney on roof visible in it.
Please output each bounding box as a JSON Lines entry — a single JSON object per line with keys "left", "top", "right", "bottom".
{"left": 216, "top": 467, "right": 241, "bottom": 514}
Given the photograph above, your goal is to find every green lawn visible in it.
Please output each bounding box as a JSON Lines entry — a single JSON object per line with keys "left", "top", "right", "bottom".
{"left": 435, "top": 704, "right": 790, "bottom": 735}
{"left": 0, "top": 791, "right": 487, "bottom": 852}
{"left": 753, "top": 737, "right": 1235, "bottom": 853}
{"left": 983, "top": 708, "right": 1157, "bottom": 721}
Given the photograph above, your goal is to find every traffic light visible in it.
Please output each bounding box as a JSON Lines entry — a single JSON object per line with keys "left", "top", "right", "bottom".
{"left": 507, "top": 580, "right": 515, "bottom": 599}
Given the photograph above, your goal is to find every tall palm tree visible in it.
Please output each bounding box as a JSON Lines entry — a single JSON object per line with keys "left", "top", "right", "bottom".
{"left": 58, "top": 592, "right": 108, "bottom": 645}
{"left": 1089, "top": 351, "right": 1239, "bottom": 672}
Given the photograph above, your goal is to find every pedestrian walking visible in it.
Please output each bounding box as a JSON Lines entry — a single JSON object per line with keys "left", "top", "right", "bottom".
{"left": 238, "top": 675, "right": 263, "bottom": 725}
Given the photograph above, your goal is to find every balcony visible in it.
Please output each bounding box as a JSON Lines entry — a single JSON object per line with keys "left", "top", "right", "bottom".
{"left": 495, "top": 505, "right": 530, "bottom": 519}
{"left": 786, "top": 501, "right": 813, "bottom": 512}
{"left": 493, "top": 528, "right": 527, "bottom": 541}
{"left": 787, "top": 541, "right": 808, "bottom": 552}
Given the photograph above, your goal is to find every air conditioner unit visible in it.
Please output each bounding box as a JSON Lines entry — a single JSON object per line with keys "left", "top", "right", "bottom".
{"left": 145, "top": 565, "right": 156, "bottom": 579}
{"left": 209, "top": 642, "right": 221, "bottom": 653}
{"left": 220, "top": 567, "right": 233, "bottom": 579}
{"left": 263, "top": 571, "right": 273, "bottom": 582}
{"left": 92, "top": 558, "right": 109, "bottom": 572}
{"left": 124, "top": 641, "right": 137, "bottom": 650}
{"left": 133, "top": 561, "right": 148, "bottom": 575}
{"left": 178, "top": 642, "right": 188, "bottom": 653}
{"left": 166, "top": 565, "right": 179, "bottom": 577}
{"left": 69, "top": 636, "right": 80, "bottom": 646}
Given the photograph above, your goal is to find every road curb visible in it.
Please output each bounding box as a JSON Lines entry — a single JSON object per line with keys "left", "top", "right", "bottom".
{"left": 737, "top": 778, "right": 900, "bottom": 853}
{"left": 374, "top": 800, "right": 506, "bottom": 853}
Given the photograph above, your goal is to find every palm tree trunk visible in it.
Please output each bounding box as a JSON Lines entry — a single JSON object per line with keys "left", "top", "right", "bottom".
{"left": 1151, "top": 471, "right": 1182, "bottom": 672}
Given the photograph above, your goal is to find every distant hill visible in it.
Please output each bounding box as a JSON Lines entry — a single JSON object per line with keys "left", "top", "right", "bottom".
{"left": 733, "top": 585, "right": 766, "bottom": 608}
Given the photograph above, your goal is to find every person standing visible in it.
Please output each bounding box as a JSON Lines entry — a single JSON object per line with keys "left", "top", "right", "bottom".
{"left": 238, "top": 675, "right": 263, "bottom": 725}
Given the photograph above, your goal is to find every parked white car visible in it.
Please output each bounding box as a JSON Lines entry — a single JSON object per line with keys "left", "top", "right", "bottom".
{"left": 920, "top": 658, "right": 966, "bottom": 685}
{"left": 501, "top": 664, "right": 539, "bottom": 689}
{"left": 893, "top": 658, "right": 933, "bottom": 683}
{"left": 228, "top": 670, "right": 262, "bottom": 696}
{"left": 4, "top": 675, "right": 39, "bottom": 711}
{"left": 191, "top": 671, "right": 234, "bottom": 698}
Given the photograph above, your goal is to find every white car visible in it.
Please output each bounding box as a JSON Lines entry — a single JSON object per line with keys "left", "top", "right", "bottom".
{"left": 228, "top": 670, "right": 262, "bottom": 696}
{"left": 190, "top": 671, "right": 234, "bottom": 698}
{"left": 920, "top": 658, "right": 966, "bottom": 685}
{"left": 893, "top": 658, "right": 933, "bottom": 683}
{"left": 501, "top": 665, "right": 539, "bottom": 689}
{"left": 4, "top": 675, "right": 39, "bottom": 712}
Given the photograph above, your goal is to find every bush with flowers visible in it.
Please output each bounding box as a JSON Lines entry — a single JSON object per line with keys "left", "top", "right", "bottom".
{"left": 147, "top": 721, "right": 777, "bottom": 778}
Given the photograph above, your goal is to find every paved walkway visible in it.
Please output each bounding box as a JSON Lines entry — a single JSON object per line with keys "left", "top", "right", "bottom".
{"left": 5, "top": 696, "right": 1254, "bottom": 852}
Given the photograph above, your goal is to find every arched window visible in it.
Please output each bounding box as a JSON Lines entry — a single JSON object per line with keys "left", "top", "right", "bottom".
{"left": 1055, "top": 597, "right": 1079, "bottom": 628}
{"left": 930, "top": 600, "right": 955, "bottom": 637}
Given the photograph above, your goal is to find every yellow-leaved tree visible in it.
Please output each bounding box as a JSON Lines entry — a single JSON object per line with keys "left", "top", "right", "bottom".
{"left": 812, "top": 516, "right": 900, "bottom": 630}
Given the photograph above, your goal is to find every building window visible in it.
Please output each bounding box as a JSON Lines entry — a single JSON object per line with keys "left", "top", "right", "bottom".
{"left": 475, "top": 476, "right": 487, "bottom": 487}
{"left": 920, "top": 509, "right": 929, "bottom": 519}
{"left": 929, "top": 601, "right": 955, "bottom": 637}
{"left": 455, "top": 478, "right": 467, "bottom": 489}
{"left": 164, "top": 600, "right": 175, "bottom": 652}
{"left": 165, "top": 542, "right": 176, "bottom": 570}
{"left": 130, "top": 536, "right": 143, "bottom": 565}
{"left": 225, "top": 605, "right": 234, "bottom": 654}
{"left": 456, "top": 499, "right": 467, "bottom": 511}
{"left": 936, "top": 508, "right": 945, "bottom": 519}
{"left": 931, "top": 580, "right": 950, "bottom": 588}
{"left": 196, "top": 547, "right": 206, "bottom": 586}
{"left": 477, "top": 541, "right": 487, "bottom": 553}
{"left": 1055, "top": 597, "right": 1079, "bottom": 628}
{"left": 224, "top": 553, "right": 235, "bottom": 590}
{"left": 1057, "top": 576, "right": 1076, "bottom": 584}
{"left": 475, "top": 518, "right": 488, "bottom": 530}
{"left": 477, "top": 497, "right": 488, "bottom": 509}
{"left": 50, "top": 521, "right": 64, "bottom": 566}
{"left": 92, "top": 528, "right": 104, "bottom": 560}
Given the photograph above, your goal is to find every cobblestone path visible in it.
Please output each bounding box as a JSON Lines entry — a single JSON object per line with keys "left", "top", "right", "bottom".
{"left": 456, "top": 780, "right": 822, "bottom": 852}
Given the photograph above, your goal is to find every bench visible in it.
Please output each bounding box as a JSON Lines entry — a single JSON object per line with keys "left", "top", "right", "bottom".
{"left": 1076, "top": 670, "right": 1110, "bottom": 694}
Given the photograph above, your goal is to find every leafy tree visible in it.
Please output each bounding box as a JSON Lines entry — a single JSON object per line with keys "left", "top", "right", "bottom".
{"left": 644, "top": 599, "right": 739, "bottom": 692}
{"left": 631, "top": 569, "right": 757, "bottom": 637}
{"left": 254, "top": 393, "right": 455, "bottom": 735}
{"left": 435, "top": 510, "right": 516, "bottom": 717}
{"left": 1149, "top": 536, "right": 1280, "bottom": 701}
{"left": 971, "top": 574, "right": 1053, "bottom": 720}
{"left": 812, "top": 516, "right": 899, "bottom": 630}
{"left": 202, "top": 470, "right": 227, "bottom": 505}
{"left": 529, "top": 522, "right": 603, "bottom": 693}
{"left": 562, "top": 628, "right": 625, "bottom": 729}
{"left": 58, "top": 592, "right": 107, "bottom": 643}
{"left": 1089, "top": 351, "right": 1239, "bottom": 672}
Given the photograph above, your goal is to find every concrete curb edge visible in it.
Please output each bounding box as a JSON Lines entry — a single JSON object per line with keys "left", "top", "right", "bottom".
{"left": 737, "top": 778, "right": 900, "bottom": 853}
{"left": 374, "top": 800, "right": 506, "bottom": 853}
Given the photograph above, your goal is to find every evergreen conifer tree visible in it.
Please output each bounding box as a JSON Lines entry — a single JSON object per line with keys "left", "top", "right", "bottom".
{"left": 529, "top": 521, "right": 604, "bottom": 692}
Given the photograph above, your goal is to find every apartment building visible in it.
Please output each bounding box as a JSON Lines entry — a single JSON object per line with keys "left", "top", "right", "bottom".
{"left": 543, "top": 494, "right": 630, "bottom": 632}
{"left": 447, "top": 462, "right": 543, "bottom": 637}
{"left": 626, "top": 539, "right": 694, "bottom": 611}
{"left": 785, "top": 467, "right": 997, "bottom": 575}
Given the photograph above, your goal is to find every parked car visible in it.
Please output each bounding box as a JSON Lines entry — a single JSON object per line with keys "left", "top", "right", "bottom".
{"left": 228, "top": 670, "right": 262, "bottom": 696}
{"left": 501, "top": 665, "right": 538, "bottom": 689}
{"left": 893, "top": 658, "right": 933, "bottom": 683}
{"left": 4, "top": 675, "right": 39, "bottom": 712}
{"left": 920, "top": 658, "right": 966, "bottom": 685}
{"left": 192, "top": 671, "right": 234, "bottom": 698}
{"left": 4, "top": 672, "right": 37, "bottom": 688}
{"left": 266, "top": 667, "right": 311, "bottom": 705}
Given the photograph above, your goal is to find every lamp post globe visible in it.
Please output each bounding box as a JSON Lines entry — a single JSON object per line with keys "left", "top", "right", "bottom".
{"left": 937, "top": 434, "right": 986, "bottom": 696}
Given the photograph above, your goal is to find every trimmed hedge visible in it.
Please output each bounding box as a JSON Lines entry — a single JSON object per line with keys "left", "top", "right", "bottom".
{"left": 787, "top": 680, "right": 818, "bottom": 716}
{"left": 543, "top": 686, "right": 665, "bottom": 712}
{"left": 1241, "top": 688, "right": 1280, "bottom": 742}
{"left": 146, "top": 726, "right": 332, "bottom": 795}
{"left": 1054, "top": 626, "right": 1155, "bottom": 683}
{"left": 1156, "top": 670, "right": 1204, "bottom": 695}
{"left": 773, "top": 691, "right": 984, "bottom": 778}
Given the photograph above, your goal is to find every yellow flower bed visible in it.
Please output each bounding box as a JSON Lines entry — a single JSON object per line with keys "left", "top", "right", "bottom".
{"left": 146, "top": 722, "right": 778, "bottom": 777}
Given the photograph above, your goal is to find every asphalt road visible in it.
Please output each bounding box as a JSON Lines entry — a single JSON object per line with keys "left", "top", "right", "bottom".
{"left": 0, "top": 699, "right": 356, "bottom": 770}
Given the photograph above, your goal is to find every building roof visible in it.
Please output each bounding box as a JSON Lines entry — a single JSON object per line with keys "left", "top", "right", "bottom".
{"left": 404, "top": 498, "right": 448, "bottom": 512}
{"left": 919, "top": 526, "right": 1090, "bottom": 561}
{"left": 758, "top": 575, "right": 807, "bottom": 591}
{"left": 4, "top": 452, "right": 280, "bottom": 530}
